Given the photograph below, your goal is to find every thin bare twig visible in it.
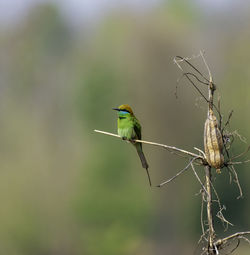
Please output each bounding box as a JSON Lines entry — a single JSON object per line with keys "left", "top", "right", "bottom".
{"left": 175, "top": 52, "right": 222, "bottom": 122}
{"left": 240, "top": 235, "right": 250, "bottom": 245}
{"left": 217, "top": 94, "right": 222, "bottom": 129}
{"left": 228, "top": 159, "right": 250, "bottom": 165}
{"left": 191, "top": 162, "right": 208, "bottom": 196}
{"left": 200, "top": 195, "right": 205, "bottom": 238}
{"left": 174, "top": 54, "right": 210, "bottom": 83}
{"left": 184, "top": 73, "right": 209, "bottom": 103}
{"left": 214, "top": 231, "right": 250, "bottom": 248}
{"left": 194, "top": 147, "right": 206, "bottom": 159}
{"left": 230, "top": 145, "right": 250, "bottom": 160}
{"left": 221, "top": 110, "right": 233, "bottom": 133}
{"left": 216, "top": 206, "right": 234, "bottom": 230}
{"left": 228, "top": 165, "right": 243, "bottom": 199}
{"left": 157, "top": 158, "right": 197, "bottom": 187}
{"left": 233, "top": 130, "right": 247, "bottom": 143}
{"left": 200, "top": 51, "right": 212, "bottom": 86}
{"left": 228, "top": 239, "right": 241, "bottom": 254}
{"left": 210, "top": 181, "right": 234, "bottom": 230}
{"left": 185, "top": 72, "right": 210, "bottom": 86}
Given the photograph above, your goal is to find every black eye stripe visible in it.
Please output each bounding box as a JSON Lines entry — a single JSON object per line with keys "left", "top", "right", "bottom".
{"left": 119, "top": 109, "right": 130, "bottom": 113}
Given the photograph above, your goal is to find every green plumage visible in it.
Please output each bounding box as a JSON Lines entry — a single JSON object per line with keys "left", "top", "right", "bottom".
{"left": 113, "top": 104, "right": 151, "bottom": 186}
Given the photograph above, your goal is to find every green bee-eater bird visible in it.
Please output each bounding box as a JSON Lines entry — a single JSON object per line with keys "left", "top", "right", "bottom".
{"left": 113, "top": 104, "right": 151, "bottom": 186}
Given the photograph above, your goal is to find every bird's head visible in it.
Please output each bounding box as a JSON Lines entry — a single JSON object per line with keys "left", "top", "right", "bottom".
{"left": 113, "top": 104, "right": 134, "bottom": 116}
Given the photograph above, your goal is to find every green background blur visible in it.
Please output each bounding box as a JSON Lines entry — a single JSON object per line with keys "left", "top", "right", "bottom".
{"left": 0, "top": 1, "right": 250, "bottom": 254}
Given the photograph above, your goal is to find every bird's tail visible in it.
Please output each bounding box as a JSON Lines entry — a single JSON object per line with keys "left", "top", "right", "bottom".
{"left": 135, "top": 143, "right": 151, "bottom": 186}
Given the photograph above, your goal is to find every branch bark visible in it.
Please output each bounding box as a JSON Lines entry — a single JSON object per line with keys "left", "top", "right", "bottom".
{"left": 205, "top": 166, "right": 215, "bottom": 254}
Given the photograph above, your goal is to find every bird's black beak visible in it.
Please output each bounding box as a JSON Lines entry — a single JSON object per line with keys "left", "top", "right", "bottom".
{"left": 112, "top": 108, "right": 120, "bottom": 111}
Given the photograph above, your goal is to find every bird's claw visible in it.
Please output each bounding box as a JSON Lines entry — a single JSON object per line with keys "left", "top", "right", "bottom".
{"left": 121, "top": 137, "right": 136, "bottom": 144}
{"left": 129, "top": 139, "right": 136, "bottom": 144}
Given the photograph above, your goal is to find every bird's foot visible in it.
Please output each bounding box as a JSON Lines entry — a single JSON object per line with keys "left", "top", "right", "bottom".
{"left": 129, "top": 139, "right": 136, "bottom": 144}
{"left": 122, "top": 136, "right": 127, "bottom": 141}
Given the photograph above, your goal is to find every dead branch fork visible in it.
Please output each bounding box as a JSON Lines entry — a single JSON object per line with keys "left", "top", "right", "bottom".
{"left": 174, "top": 51, "right": 250, "bottom": 254}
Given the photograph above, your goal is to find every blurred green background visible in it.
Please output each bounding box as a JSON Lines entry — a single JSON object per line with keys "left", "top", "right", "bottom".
{"left": 0, "top": 0, "right": 250, "bottom": 254}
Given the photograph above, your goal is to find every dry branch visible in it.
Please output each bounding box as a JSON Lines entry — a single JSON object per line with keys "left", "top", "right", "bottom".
{"left": 205, "top": 165, "right": 215, "bottom": 253}
{"left": 94, "top": 129, "right": 204, "bottom": 160}
{"left": 214, "top": 231, "right": 250, "bottom": 248}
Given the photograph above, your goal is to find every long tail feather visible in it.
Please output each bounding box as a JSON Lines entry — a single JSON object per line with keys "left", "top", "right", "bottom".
{"left": 135, "top": 143, "right": 151, "bottom": 186}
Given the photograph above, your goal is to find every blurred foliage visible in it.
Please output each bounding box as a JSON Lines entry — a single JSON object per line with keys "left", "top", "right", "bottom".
{"left": 0, "top": 1, "right": 250, "bottom": 255}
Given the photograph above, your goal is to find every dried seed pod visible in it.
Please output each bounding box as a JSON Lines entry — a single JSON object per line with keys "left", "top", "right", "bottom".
{"left": 204, "top": 109, "right": 224, "bottom": 173}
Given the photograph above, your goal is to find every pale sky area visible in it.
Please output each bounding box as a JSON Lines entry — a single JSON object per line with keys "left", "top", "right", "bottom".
{"left": 0, "top": 0, "right": 243, "bottom": 27}
{"left": 0, "top": 0, "right": 160, "bottom": 26}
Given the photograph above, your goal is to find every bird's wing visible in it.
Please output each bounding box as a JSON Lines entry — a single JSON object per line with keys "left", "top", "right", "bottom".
{"left": 133, "top": 118, "right": 142, "bottom": 140}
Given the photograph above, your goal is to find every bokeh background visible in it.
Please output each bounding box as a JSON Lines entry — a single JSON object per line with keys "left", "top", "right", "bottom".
{"left": 0, "top": 0, "right": 250, "bottom": 254}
